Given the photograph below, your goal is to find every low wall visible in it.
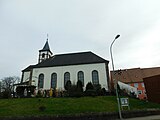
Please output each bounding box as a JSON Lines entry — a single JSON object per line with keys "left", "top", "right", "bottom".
{"left": 1, "top": 109, "right": 160, "bottom": 120}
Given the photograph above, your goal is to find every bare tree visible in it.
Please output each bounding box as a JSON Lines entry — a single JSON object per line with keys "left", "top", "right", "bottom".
{"left": 1, "top": 76, "right": 20, "bottom": 93}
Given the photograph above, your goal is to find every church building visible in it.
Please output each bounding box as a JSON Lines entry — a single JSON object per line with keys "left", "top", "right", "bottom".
{"left": 21, "top": 39, "right": 110, "bottom": 91}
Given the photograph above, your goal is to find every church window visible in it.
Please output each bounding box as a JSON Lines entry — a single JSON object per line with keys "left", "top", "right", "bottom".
{"left": 51, "top": 73, "right": 57, "bottom": 89}
{"left": 38, "top": 73, "right": 44, "bottom": 88}
{"left": 64, "top": 72, "right": 70, "bottom": 86}
{"left": 77, "top": 71, "right": 84, "bottom": 86}
{"left": 92, "top": 70, "right": 99, "bottom": 85}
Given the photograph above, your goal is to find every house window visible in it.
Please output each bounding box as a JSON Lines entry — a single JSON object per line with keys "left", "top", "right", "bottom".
{"left": 92, "top": 70, "right": 99, "bottom": 85}
{"left": 51, "top": 73, "right": 57, "bottom": 89}
{"left": 134, "top": 83, "right": 138, "bottom": 88}
{"left": 38, "top": 73, "right": 44, "bottom": 88}
{"left": 77, "top": 71, "right": 84, "bottom": 86}
{"left": 64, "top": 72, "right": 70, "bottom": 86}
{"left": 137, "top": 90, "right": 142, "bottom": 95}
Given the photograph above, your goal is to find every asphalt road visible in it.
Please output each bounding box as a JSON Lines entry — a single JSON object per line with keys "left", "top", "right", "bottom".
{"left": 124, "top": 115, "right": 160, "bottom": 120}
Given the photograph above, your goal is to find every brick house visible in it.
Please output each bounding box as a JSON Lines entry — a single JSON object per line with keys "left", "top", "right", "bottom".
{"left": 110, "top": 67, "right": 160, "bottom": 100}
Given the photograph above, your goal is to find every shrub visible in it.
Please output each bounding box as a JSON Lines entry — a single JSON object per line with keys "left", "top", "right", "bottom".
{"left": 64, "top": 80, "right": 84, "bottom": 97}
{"left": 2, "top": 90, "right": 11, "bottom": 99}
{"left": 68, "top": 85, "right": 83, "bottom": 97}
{"left": 16, "top": 86, "right": 25, "bottom": 97}
{"left": 0, "top": 92, "right": 2, "bottom": 98}
{"left": 101, "top": 88, "right": 107, "bottom": 95}
{"left": 36, "top": 90, "right": 43, "bottom": 98}
{"left": 86, "top": 82, "right": 94, "bottom": 91}
{"left": 28, "top": 86, "right": 36, "bottom": 95}
{"left": 85, "top": 82, "right": 107, "bottom": 96}
{"left": 85, "top": 82, "right": 96, "bottom": 97}
{"left": 77, "top": 80, "right": 83, "bottom": 93}
{"left": 16, "top": 86, "right": 36, "bottom": 98}
{"left": 84, "top": 89, "right": 97, "bottom": 97}
{"left": 65, "top": 80, "right": 71, "bottom": 91}
{"left": 94, "top": 84, "right": 102, "bottom": 96}
{"left": 52, "top": 89, "right": 57, "bottom": 97}
{"left": 68, "top": 85, "right": 78, "bottom": 97}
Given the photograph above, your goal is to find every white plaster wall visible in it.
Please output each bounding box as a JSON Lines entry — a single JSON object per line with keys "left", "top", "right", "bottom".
{"left": 23, "top": 71, "right": 31, "bottom": 82}
{"left": 32, "top": 63, "right": 109, "bottom": 90}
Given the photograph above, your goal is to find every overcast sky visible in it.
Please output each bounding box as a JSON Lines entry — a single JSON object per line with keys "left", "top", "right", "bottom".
{"left": 1, "top": 0, "right": 160, "bottom": 78}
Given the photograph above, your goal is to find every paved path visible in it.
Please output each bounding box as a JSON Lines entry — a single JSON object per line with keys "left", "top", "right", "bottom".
{"left": 124, "top": 115, "right": 160, "bottom": 120}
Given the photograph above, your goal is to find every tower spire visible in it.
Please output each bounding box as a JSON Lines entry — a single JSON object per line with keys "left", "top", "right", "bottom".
{"left": 38, "top": 34, "right": 53, "bottom": 63}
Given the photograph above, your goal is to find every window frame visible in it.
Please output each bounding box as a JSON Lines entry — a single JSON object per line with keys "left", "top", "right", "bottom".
{"left": 51, "top": 73, "right": 57, "bottom": 89}
{"left": 77, "top": 71, "right": 84, "bottom": 86}
{"left": 92, "top": 70, "right": 99, "bottom": 85}
{"left": 38, "top": 73, "right": 44, "bottom": 89}
{"left": 64, "top": 72, "right": 70, "bottom": 86}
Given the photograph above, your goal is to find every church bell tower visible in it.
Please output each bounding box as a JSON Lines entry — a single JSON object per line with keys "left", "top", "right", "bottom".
{"left": 38, "top": 36, "right": 53, "bottom": 63}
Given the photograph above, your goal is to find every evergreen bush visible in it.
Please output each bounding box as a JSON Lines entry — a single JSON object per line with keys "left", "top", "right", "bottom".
{"left": 36, "top": 90, "right": 43, "bottom": 98}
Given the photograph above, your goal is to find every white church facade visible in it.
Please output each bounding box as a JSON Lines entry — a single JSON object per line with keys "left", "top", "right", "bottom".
{"left": 21, "top": 40, "right": 110, "bottom": 91}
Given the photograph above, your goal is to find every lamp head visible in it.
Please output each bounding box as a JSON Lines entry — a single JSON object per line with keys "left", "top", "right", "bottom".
{"left": 115, "top": 34, "right": 120, "bottom": 39}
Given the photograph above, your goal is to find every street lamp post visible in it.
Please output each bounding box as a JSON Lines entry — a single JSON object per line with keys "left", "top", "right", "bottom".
{"left": 110, "top": 34, "right": 122, "bottom": 119}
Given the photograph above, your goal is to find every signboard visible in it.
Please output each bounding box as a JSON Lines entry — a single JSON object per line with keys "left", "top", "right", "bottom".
{"left": 120, "top": 98, "right": 130, "bottom": 110}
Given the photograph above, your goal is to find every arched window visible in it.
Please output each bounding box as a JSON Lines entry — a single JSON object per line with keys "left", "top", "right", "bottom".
{"left": 51, "top": 73, "right": 57, "bottom": 89}
{"left": 64, "top": 72, "right": 70, "bottom": 86}
{"left": 38, "top": 73, "right": 44, "bottom": 88}
{"left": 77, "top": 71, "right": 84, "bottom": 86}
{"left": 92, "top": 70, "right": 99, "bottom": 85}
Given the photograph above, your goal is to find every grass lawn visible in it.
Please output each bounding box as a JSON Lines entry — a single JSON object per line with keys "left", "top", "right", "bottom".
{"left": 0, "top": 96, "right": 160, "bottom": 117}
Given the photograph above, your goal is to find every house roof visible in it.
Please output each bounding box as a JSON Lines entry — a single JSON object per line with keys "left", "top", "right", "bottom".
{"left": 141, "top": 67, "right": 160, "bottom": 78}
{"left": 111, "top": 68, "right": 144, "bottom": 83}
{"left": 110, "top": 67, "right": 160, "bottom": 83}
{"left": 22, "top": 51, "right": 109, "bottom": 72}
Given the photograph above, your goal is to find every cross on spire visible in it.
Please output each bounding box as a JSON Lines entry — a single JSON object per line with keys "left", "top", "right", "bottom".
{"left": 47, "top": 33, "right": 49, "bottom": 41}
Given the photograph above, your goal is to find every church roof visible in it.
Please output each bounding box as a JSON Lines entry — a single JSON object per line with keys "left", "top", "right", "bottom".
{"left": 22, "top": 65, "right": 35, "bottom": 72}
{"left": 22, "top": 51, "right": 109, "bottom": 72}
